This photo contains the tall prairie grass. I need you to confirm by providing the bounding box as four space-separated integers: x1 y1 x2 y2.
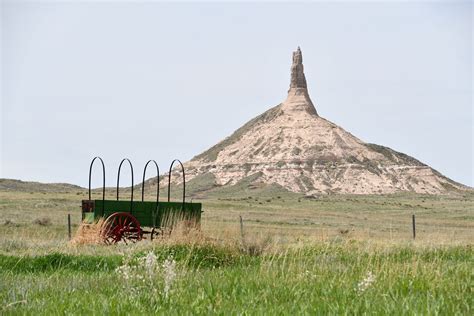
0 241 471 314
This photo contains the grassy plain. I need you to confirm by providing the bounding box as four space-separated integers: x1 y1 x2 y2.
0 188 473 314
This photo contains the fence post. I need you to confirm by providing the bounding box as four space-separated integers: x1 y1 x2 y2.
239 215 245 244
68 214 72 240
412 214 416 239
390 219 393 240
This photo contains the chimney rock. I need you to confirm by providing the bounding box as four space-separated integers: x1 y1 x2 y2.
290 47 308 89
285 47 318 116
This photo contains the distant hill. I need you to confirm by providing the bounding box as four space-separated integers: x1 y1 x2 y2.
154 47 470 196
0 178 83 193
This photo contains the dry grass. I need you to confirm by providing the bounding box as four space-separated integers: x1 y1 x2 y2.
70 214 218 249
153 215 217 246
69 218 106 245
153 215 277 257
0 190 472 257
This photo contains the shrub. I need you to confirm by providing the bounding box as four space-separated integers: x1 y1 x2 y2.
33 217 51 226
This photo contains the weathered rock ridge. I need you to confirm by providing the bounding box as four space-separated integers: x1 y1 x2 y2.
165 48 468 195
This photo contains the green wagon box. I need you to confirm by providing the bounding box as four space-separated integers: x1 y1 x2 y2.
82 157 202 244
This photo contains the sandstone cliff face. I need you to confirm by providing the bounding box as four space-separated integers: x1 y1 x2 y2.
172 48 467 195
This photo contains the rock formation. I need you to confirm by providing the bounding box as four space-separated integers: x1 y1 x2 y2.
165 48 468 195
290 47 308 90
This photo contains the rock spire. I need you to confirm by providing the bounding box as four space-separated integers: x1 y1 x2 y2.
290 47 307 89
285 47 318 116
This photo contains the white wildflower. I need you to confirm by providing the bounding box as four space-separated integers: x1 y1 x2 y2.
162 256 177 298
357 271 376 293
115 263 133 281
143 251 159 278
115 252 178 299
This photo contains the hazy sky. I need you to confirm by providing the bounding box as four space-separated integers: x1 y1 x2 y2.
1 1 472 188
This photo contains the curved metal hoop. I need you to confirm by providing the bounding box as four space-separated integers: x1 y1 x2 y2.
116 158 134 213
141 160 160 203
142 160 160 229
88 156 106 215
167 159 186 209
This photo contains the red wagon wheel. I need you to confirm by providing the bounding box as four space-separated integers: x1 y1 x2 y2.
101 212 142 244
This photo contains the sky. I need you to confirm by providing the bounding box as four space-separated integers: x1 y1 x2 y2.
1 1 472 188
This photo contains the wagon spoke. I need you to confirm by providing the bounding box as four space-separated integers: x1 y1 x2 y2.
122 217 129 227
101 212 142 245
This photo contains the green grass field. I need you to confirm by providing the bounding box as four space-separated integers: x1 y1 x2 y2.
0 189 473 314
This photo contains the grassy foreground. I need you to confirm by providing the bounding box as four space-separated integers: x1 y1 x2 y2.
0 189 473 314
1 242 472 315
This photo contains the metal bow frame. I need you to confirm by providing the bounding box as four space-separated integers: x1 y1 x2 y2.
88 156 106 216
116 158 134 214
167 159 186 211
142 160 160 228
